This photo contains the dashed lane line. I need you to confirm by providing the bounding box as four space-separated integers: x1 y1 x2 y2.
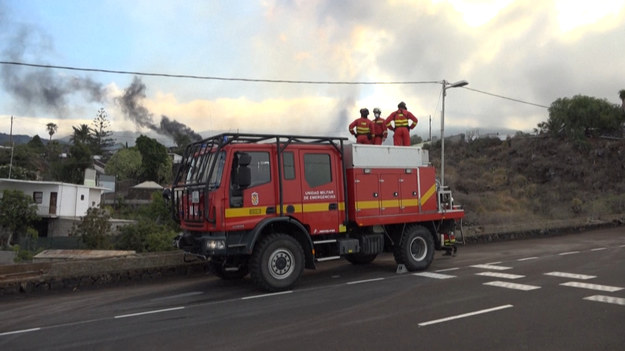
544 272 596 280
517 257 539 261
475 272 525 279
241 291 293 300
435 267 460 272
558 251 580 256
346 277 385 285
590 247 607 252
418 304 514 327
413 272 456 279
470 264 512 271
583 295 625 306
483 281 541 291
560 282 623 292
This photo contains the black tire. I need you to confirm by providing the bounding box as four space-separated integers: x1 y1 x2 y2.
250 233 304 292
209 259 249 280
345 253 378 265
393 225 434 271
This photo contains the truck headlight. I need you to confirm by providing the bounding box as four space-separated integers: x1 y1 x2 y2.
206 239 225 250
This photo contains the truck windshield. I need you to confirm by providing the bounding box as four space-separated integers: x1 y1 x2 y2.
185 150 225 188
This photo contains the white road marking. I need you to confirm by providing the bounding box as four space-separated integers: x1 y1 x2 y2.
413 272 456 279
590 247 607 252
583 295 625 306
242 291 293 300
517 257 539 261
544 272 596 280
418 304 513 327
619 244 625 248
483 281 541 291
346 277 385 285
560 282 623 292
559 251 580 256
485 261 502 265
470 264 512 271
115 306 185 319
475 272 525 279
436 267 460 272
0 328 41 336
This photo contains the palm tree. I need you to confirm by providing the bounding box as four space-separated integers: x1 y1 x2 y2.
619 89 625 112
71 124 92 145
46 122 58 141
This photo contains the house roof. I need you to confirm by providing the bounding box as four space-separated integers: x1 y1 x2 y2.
132 181 163 189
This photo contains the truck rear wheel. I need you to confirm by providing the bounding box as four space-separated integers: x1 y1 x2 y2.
250 233 304 292
394 225 434 271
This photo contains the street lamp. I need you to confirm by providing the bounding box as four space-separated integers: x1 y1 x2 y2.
440 79 468 189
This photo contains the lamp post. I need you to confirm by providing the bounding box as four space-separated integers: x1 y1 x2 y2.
440 79 468 188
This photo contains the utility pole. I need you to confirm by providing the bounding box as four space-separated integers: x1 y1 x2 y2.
9 115 14 179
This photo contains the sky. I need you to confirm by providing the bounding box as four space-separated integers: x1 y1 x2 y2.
1 0 624 144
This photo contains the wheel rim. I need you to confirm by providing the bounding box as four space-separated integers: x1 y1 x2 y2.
409 236 427 261
268 248 294 280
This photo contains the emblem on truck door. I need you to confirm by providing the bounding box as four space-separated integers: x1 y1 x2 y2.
251 192 259 206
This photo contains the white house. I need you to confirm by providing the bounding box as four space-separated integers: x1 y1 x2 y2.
0 178 108 237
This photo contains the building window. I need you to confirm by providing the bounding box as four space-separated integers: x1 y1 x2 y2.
33 192 43 204
81 194 85 200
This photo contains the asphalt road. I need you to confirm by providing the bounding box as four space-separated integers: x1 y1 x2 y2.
1 227 624 351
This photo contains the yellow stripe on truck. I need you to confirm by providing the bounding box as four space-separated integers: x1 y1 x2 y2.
225 202 345 218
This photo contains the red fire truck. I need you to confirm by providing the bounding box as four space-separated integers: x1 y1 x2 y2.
169 133 464 291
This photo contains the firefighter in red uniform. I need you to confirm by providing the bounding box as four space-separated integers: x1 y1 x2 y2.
371 107 387 145
385 101 418 146
349 108 374 144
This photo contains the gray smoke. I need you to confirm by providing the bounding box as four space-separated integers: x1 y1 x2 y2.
160 115 203 143
118 76 203 145
0 24 106 116
117 76 159 131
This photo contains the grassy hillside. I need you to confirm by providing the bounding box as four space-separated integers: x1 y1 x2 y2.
428 135 625 229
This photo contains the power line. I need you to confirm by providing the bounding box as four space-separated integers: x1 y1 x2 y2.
463 87 549 109
0 60 550 107
0 61 438 85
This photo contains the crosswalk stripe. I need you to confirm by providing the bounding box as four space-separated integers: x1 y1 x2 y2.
583 295 625 306
471 264 512 271
483 281 541 291
476 272 525 279
413 272 456 279
544 272 596 280
560 282 623 292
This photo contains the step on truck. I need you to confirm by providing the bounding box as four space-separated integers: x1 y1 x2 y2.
168 133 464 291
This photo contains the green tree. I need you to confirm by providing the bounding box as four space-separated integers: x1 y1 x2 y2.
0 190 39 247
69 207 112 249
46 122 58 141
540 95 624 140
619 89 625 112
71 124 93 145
105 148 142 180
55 143 93 184
135 135 171 183
91 108 115 158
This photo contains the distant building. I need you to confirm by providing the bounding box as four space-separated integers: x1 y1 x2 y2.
0 178 107 237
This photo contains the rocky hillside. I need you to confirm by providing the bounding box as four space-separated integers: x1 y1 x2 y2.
428 135 625 227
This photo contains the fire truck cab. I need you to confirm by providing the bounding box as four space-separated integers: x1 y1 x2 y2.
169 133 463 291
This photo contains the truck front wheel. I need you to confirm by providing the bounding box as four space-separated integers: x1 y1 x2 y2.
250 233 304 292
394 225 434 271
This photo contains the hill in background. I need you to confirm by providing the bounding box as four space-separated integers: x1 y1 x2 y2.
431 135 625 230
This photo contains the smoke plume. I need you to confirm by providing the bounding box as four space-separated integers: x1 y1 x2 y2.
118 76 203 146
0 24 106 116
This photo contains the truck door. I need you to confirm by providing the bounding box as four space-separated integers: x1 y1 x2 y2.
293 149 344 235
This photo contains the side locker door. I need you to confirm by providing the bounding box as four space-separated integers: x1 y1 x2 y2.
400 169 419 213
380 173 401 216
299 149 342 235
354 171 380 217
